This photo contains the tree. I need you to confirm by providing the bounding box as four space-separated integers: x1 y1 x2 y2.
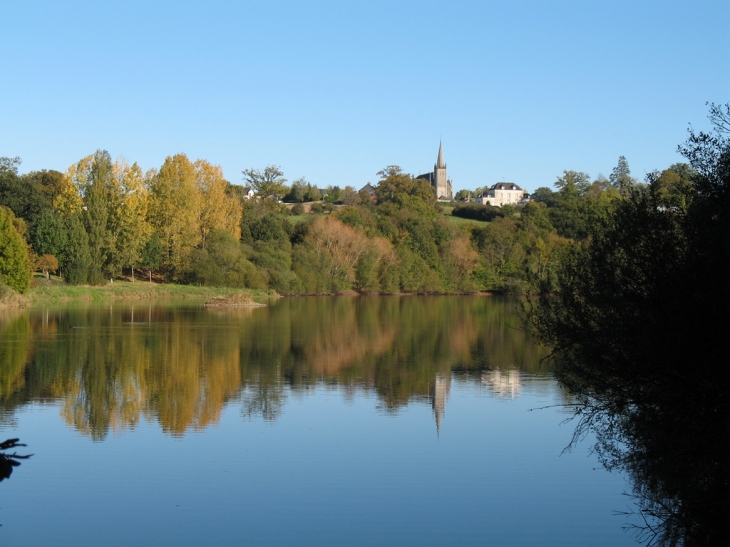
31 209 68 268
195 159 242 249
531 186 557 207
138 232 163 283
528 104 730 546
67 151 115 279
108 160 152 280
609 155 636 191
305 217 369 290
64 213 92 284
376 165 404 178
554 170 591 196
286 177 308 202
375 169 434 206
652 163 695 209
0 158 55 227
340 186 361 206
34 254 59 280
242 165 288 199
0 206 31 293
148 154 202 279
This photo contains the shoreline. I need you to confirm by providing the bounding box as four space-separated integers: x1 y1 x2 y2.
2 280 502 308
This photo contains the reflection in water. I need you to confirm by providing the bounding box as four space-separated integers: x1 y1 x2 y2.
482 369 521 399
432 372 450 433
0 438 31 481
0 297 548 439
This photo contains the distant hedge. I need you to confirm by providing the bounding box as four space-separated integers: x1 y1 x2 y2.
451 203 502 222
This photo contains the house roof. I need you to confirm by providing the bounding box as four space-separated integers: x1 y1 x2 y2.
488 182 523 191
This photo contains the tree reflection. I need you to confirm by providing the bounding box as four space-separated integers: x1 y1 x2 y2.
1 297 547 438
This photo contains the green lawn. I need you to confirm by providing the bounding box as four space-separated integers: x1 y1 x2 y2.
440 206 490 227
286 213 327 225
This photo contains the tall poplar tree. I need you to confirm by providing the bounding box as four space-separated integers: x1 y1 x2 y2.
107 160 151 280
194 159 242 248
148 154 201 279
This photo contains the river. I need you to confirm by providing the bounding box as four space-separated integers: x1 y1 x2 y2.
0 296 632 546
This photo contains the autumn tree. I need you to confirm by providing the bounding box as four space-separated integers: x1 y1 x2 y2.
195 159 242 248
108 160 151 280
305 217 369 290
35 254 59 280
148 154 202 280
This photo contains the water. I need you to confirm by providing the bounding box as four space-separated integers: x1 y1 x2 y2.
0 296 632 546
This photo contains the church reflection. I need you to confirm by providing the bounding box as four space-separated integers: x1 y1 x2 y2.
0 296 548 439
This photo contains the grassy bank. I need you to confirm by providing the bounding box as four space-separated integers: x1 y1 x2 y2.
2 277 277 307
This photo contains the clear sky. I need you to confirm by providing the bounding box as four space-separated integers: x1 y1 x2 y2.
2 0 728 193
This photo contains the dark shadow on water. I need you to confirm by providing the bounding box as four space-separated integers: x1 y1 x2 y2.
0 438 31 482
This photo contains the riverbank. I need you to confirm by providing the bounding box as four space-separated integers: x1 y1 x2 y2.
1 278 277 307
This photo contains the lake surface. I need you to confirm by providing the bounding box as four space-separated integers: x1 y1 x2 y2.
0 296 633 546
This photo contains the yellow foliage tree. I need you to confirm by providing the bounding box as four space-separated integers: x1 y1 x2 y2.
148 154 202 279
109 159 151 279
194 159 242 247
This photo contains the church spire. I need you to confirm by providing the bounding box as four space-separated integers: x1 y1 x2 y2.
436 141 445 168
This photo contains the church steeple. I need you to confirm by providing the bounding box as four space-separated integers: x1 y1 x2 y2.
436 141 446 169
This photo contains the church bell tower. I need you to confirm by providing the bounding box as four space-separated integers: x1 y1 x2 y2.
433 142 452 200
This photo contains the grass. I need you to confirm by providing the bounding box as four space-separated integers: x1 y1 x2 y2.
440 206 490 227
286 213 326 225
4 275 278 307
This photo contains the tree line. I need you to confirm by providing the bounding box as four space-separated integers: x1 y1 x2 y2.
0 149 692 295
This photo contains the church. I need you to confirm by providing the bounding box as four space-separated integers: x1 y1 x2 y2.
416 142 453 201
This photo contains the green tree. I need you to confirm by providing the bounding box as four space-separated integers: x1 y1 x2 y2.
286 177 308 202
64 213 92 284
0 206 31 293
137 232 163 283
0 157 54 228
375 168 434 206
554 170 591 196
242 165 288 199
68 151 115 279
531 186 557 207
31 209 68 267
609 155 636 191
528 104 730 546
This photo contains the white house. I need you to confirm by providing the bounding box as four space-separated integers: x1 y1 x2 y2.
478 183 525 207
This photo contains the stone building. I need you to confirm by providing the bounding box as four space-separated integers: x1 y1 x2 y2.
417 142 453 201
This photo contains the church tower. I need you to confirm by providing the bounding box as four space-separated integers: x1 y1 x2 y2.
433 141 452 200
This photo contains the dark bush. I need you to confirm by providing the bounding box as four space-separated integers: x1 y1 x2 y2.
451 203 502 222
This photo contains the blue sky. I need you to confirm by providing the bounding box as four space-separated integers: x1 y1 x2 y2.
2 0 728 193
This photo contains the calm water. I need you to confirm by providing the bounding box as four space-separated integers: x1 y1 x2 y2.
0 296 632 546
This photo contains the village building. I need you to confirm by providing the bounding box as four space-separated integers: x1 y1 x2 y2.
477 182 526 207
416 142 453 201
